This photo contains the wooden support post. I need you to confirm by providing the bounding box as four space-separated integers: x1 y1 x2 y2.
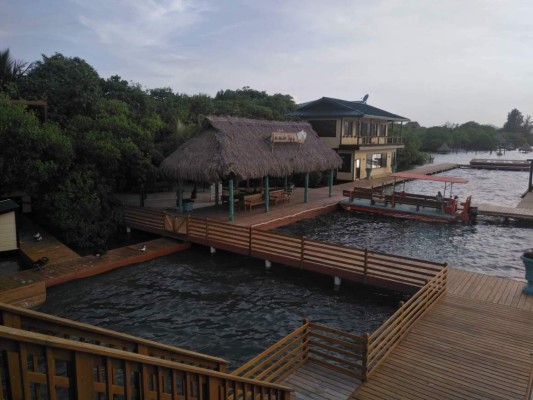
265 176 270 213
74 353 95 399
528 159 533 192
284 176 288 190
362 333 370 381
333 276 342 291
363 248 369 284
329 169 334 198
229 177 235 222
304 172 309 203
177 179 183 212
215 182 220 206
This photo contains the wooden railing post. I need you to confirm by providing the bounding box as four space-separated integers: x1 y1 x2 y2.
362 332 370 381
363 248 369 284
74 353 95 399
300 237 305 269
302 318 310 361
249 227 253 256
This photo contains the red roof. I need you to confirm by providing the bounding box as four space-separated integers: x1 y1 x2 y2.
389 172 468 184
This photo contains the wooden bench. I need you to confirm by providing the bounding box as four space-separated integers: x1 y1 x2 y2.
243 193 265 211
269 189 291 205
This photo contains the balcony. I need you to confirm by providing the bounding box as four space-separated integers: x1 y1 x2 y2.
341 135 403 146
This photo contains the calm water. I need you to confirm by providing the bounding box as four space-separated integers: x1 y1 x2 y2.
39 150 532 365
40 248 403 366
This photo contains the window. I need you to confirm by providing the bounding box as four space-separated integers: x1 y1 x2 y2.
366 153 387 169
343 120 353 136
309 120 336 137
338 153 352 173
359 122 369 136
380 123 388 136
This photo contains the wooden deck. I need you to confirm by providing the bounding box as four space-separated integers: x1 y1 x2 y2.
476 203 533 221
350 268 533 400
282 362 361 400
0 237 190 308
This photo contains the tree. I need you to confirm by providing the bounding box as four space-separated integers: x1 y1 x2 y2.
0 48 33 96
0 96 73 194
503 108 524 133
20 53 102 126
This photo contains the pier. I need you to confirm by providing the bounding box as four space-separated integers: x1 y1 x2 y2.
0 162 531 398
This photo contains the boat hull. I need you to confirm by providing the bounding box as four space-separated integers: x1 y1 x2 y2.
339 200 458 223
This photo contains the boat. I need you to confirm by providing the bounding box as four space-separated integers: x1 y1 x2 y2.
469 159 531 171
340 172 477 223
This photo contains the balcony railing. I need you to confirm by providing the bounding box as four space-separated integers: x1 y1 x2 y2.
341 135 403 146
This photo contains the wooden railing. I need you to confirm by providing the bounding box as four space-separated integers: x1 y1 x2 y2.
0 302 229 372
366 266 448 376
232 320 367 383
0 325 292 400
184 217 445 293
233 267 447 384
340 135 403 146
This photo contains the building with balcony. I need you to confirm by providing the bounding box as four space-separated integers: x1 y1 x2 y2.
288 97 409 181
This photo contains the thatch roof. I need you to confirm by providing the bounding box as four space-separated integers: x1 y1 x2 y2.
436 142 452 153
160 116 342 182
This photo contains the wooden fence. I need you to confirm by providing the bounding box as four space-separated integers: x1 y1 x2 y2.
0 325 292 400
366 266 448 376
0 302 228 372
232 320 367 383
181 216 445 293
232 267 448 383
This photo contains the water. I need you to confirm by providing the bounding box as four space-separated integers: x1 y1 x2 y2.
39 247 403 367
38 150 532 366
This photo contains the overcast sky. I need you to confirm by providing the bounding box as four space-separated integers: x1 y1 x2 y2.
2 0 533 126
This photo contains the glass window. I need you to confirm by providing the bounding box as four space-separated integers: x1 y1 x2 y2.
380 123 387 136
309 120 336 137
338 153 352 173
360 122 369 136
366 153 388 169
343 120 353 136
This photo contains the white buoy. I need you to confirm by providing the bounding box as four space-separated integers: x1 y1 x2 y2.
210 246 216 255
265 260 272 271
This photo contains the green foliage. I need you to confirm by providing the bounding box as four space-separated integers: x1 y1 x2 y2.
397 127 429 170
503 108 524 133
418 122 497 152
0 98 73 193
39 168 122 249
20 53 102 126
0 48 33 96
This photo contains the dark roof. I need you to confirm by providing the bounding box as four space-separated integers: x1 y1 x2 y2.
0 199 19 215
160 116 342 182
287 97 409 121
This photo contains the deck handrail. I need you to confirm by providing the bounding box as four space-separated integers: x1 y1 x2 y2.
0 302 229 372
0 325 292 400
183 216 446 293
232 320 369 383
366 266 448 376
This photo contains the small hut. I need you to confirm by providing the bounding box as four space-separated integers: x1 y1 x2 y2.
436 142 452 154
0 199 20 253
160 116 342 220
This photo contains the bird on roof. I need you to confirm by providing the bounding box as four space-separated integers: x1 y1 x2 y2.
139 245 147 253
33 233 43 242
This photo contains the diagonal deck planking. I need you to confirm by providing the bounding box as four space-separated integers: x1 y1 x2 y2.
351 268 533 400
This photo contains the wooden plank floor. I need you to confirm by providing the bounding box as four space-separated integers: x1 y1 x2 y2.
476 203 533 220
0 238 189 307
351 269 533 400
282 361 361 400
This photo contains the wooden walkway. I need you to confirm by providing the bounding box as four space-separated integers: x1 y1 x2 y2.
0 237 190 308
351 268 533 400
283 362 361 400
476 203 533 221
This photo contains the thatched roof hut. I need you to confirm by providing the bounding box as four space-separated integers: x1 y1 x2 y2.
436 142 452 154
160 116 342 183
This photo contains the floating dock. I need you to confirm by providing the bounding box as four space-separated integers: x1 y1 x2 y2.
467 158 532 171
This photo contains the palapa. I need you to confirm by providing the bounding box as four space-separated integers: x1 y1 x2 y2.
160 116 342 183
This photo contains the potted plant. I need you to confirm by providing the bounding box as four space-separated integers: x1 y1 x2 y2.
520 249 533 295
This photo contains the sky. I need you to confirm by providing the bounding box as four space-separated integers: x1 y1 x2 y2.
2 0 533 127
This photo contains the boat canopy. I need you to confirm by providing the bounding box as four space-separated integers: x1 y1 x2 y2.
389 172 468 184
